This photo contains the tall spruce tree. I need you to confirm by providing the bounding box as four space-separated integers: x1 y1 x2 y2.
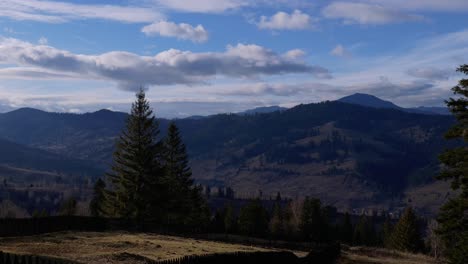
89 178 106 217
104 89 163 223
224 203 237 234
437 64 468 264
269 202 284 239
300 197 325 242
381 216 393 248
238 199 269 237
162 122 194 225
388 207 423 252
353 215 377 246
340 212 353 245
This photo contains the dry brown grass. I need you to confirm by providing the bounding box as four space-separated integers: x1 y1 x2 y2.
0 231 302 264
338 246 441 264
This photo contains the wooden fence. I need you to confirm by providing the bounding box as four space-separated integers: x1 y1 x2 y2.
0 251 79 264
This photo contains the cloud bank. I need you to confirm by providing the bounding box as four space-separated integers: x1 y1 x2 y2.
0 0 163 23
322 2 424 25
0 38 330 90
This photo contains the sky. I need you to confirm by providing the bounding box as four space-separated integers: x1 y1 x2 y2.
0 0 467 118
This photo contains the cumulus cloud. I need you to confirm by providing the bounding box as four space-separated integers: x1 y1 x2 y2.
322 2 424 25
283 49 306 60
330 44 351 57
142 21 209 43
38 37 48 45
0 0 163 23
257 10 311 30
0 38 330 90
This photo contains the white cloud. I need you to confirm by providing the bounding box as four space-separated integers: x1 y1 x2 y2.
0 38 330 90
142 21 209 43
0 0 163 23
322 2 424 25
367 0 468 12
407 67 453 80
38 37 48 45
330 44 351 57
154 0 247 13
283 49 306 60
257 10 311 30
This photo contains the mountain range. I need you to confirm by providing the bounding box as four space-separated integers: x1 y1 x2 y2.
0 94 456 215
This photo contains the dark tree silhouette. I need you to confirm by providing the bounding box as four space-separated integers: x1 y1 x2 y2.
437 64 468 264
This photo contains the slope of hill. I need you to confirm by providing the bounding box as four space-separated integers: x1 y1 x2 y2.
0 138 102 185
0 97 456 213
0 108 130 165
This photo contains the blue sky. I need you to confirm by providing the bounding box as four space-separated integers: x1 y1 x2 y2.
0 0 467 117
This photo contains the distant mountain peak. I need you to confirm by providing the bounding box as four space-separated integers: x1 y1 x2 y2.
337 93 401 110
8 107 47 114
337 93 450 115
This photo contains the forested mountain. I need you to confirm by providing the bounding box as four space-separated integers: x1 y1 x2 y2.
338 93 450 115
0 137 102 185
0 96 456 213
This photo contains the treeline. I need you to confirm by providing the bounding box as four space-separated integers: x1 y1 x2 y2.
209 197 426 253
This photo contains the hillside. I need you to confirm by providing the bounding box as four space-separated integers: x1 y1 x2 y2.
0 97 456 214
0 138 102 185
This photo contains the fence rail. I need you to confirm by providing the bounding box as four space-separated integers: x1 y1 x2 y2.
0 251 80 264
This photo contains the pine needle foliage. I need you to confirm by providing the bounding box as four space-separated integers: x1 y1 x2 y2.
437 65 468 264
104 89 164 223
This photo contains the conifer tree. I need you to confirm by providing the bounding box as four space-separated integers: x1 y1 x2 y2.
353 215 376 246
89 178 106 217
269 202 284 239
184 185 210 231
340 212 353 245
300 197 325 242
224 203 236 234
238 199 269 237
104 89 163 223
437 64 468 264
381 216 393 248
162 122 195 225
59 197 77 216
388 207 423 252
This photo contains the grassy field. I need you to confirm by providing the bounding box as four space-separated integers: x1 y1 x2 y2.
0 232 439 264
339 246 439 264
0 231 300 264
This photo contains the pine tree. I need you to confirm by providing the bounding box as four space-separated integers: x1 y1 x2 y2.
437 64 468 264
353 215 376 246
238 199 269 237
340 212 353 245
89 178 106 217
224 203 236 234
162 122 195 225
184 185 210 231
59 197 77 216
104 89 163 223
300 197 325 242
388 207 423 252
269 202 284 239
381 216 393 248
